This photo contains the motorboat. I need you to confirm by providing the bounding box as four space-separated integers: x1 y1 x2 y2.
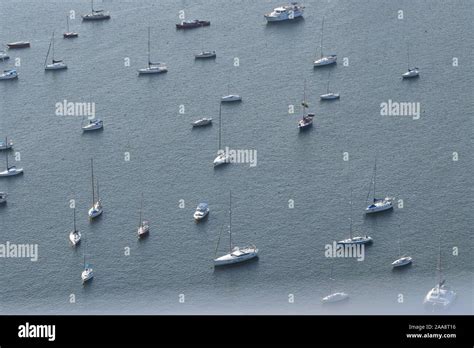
0 69 18 80
0 192 7 204
402 68 419 78
82 119 103 131
264 3 304 22
322 292 349 304
195 51 216 59
7 41 30 49
221 94 242 103
193 203 209 222
176 20 210 29
337 235 373 245
192 118 212 127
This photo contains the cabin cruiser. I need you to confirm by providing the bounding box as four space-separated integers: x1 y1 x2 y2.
82 119 103 131
298 113 314 130
192 118 212 127
45 60 67 70
392 255 412 268
138 63 168 75
81 266 94 283
402 67 419 78
7 41 30 49
214 245 258 266
193 203 209 221
314 54 337 67
82 10 110 21
176 20 210 29
0 138 13 150
264 3 304 22
0 51 9 61
69 230 81 246
195 51 216 59
337 235 373 245
321 292 349 303
0 69 18 80
365 197 393 214
0 192 7 204
320 92 339 100
88 200 103 219
423 280 456 308
221 94 242 103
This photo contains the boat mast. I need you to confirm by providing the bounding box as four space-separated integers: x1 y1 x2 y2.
437 233 442 286
91 0 94 13
5 139 9 169
51 32 55 62
229 191 232 252
147 27 151 67
90 158 95 205
406 43 410 70
139 193 143 228
66 15 70 32
320 16 325 58
44 36 52 67
349 188 353 239
373 157 377 202
397 223 402 257
327 71 331 93
218 104 222 151
73 207 77 232
301 79 307 120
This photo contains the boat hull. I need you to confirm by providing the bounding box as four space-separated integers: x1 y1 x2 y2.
45 63 68 70
138 67 168 74
322 292 349 303
7 42 30 49
63 32 79 38
320 93 340 100
0 168 24 177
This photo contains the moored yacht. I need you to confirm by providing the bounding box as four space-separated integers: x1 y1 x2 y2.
0 149 23 177
7 41 30 49
82 0 110 21
88 159 103 219
264 3 304 22
69 207 81 246
193 203 209 222
195 50 216 59
402 43 419 78
321 263 349 304
365 158 393 214
0 69 18 80
213 104 230 167
313 17 337 67
44 32 67 71
137 193 150 238
192 118 212 127
221 94 242 103
337 189 373 245
63 15 79 38
138 27 168 75
298 82 314 131
82 119 103 131
176 20 210 29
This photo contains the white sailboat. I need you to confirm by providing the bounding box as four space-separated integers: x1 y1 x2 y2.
365 158 393 214
402 43 419 78
0 69 18 80
313 17 337 67
298 80 314 130
221 84 242 103
81 237 94 284
138 27 168 75
63 15 79 38
214 191 258 266
88 158 103 219
213 104 230 167
82 118 103 131
423 236 456 308
320 72 340 100
337 189 372 245
0 144 23 177
69 207 82 246
322 263 349 303
137 193 150 238
391 223 412 268
44 32 67 70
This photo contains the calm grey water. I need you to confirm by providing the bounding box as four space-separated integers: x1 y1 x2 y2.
0 0 472 314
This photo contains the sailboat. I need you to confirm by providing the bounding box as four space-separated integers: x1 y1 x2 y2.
138 27 168 75
337 189 372 245
221 84 242 102
214 191 258 266
81 237 94 284
82 0 111 21
213 104 230 167
69 207 81 246
137 193 150 238
313 17 337 67
44 32 67 70
402 43 419 78
63 15 79 38
423 235 456 308
298 81 314 130
0 137 13 150
365 158 393 214
321 263 349 303
391 223 412 268
0 142 23 177
320 71 340 100
88 158 103 219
